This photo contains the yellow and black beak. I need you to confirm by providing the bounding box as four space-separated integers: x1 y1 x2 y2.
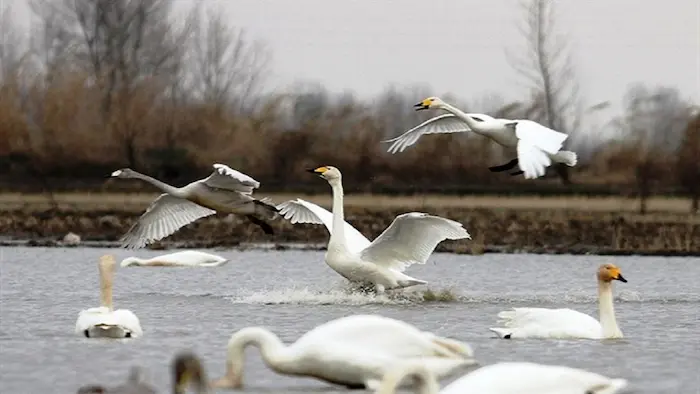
306 166 329 175
614 273 627 283
414 100 430 111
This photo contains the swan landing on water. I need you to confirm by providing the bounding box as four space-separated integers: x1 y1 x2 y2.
277 166 471 294
211 314 476 391
120 250 229 268
383 96 578 180
111 164 279 249
375 361 629 394
489 263 628 339
75 255 142 339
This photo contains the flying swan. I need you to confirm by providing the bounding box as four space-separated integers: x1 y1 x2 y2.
77 351 210 394
489 263 628 339
120 250 229 268
75 255 143 338
383 96 578 179
277 166 471 294
375 361 629 394
111 164 279 249
210 314 476 391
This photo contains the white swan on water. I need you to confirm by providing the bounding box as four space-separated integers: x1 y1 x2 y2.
383 96 578 179
75 255 143 338
210 314 476 391
375 361 629 394
120 250 229 268
489 263 628 339
277 166 471 294
111 164 278 249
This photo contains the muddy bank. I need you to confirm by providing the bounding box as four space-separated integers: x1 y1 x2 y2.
2 207 700 256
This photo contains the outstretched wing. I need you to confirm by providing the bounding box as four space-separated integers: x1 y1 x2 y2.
383 114 471 154
276 198 371 254
201 164 260 194
359 213 470 272
120 194 216 249
513 120 568 155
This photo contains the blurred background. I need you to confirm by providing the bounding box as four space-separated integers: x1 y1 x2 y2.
0 0 698 227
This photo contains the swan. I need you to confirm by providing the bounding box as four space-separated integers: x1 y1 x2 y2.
120 250 229 268
383 96 578 179
490 263 628 339
277 166 471 294
75 255 143 338
77 351 210 393
211 314 476 391
110 164 279 249
375 361 629 394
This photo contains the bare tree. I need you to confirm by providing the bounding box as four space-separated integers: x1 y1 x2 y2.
0 3 29 84
677 114 700 213
507 0 582 184
186 4 270 114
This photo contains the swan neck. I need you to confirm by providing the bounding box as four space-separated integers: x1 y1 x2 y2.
132 171 184 198
598 280 621 338
222 328 294 385
376 363 439 394
440 102 481 129
98 259 114 311
329 179 346 244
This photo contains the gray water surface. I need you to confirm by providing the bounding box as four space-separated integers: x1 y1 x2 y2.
1 247 699 393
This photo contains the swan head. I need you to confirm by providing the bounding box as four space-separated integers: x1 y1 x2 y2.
414 96 445 111
172 352 209 394
120 257 141 267
306 166 342 181
597 263 627 283
111 168 138 178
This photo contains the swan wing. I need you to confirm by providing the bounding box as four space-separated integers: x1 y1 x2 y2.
358 213 470 272
201 164 260 194
75 308 143 337
383 114 471 154
513 120 568 155
489 307 603 339
119 194 216 249
516 139 552 179
277 198 371 253
441 362 628 394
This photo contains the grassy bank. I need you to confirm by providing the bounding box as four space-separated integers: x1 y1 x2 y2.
2 193 700 255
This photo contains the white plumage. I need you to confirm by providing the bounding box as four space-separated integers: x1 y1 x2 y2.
120 250 229 268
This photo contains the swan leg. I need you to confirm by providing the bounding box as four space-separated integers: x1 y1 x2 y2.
488 158 519 172
245 214 274 235
509 170 524 176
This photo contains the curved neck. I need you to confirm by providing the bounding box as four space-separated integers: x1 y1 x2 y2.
131 171 184 197
220 327 295 387
98 259 114 311
438 102 483 130
376 363 439 394
598 280 622 338
328 178 347 245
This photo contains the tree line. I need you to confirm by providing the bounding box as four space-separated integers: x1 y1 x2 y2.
0 0 698 212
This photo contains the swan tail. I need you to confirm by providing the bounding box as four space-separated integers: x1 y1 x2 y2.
488 327 512 339
550 150 578 166
431 336 475 358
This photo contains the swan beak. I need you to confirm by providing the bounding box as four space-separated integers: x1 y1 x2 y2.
306 167 328 175
615 273 627 283
414 102 429 111
111 170 122 177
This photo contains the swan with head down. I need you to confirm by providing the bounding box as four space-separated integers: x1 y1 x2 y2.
211 314 476 391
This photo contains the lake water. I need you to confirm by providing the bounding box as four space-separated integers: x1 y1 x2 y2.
0 247 699 393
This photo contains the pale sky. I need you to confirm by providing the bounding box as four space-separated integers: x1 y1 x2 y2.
6 0 700 113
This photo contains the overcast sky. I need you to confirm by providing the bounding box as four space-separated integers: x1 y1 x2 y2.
7 0 700 112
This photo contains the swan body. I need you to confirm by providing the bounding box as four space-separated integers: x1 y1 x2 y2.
120 251 229 268
75 255 143 338
376 361 629 394
383 97 578 179
277 166 471 294
490 264 627 339
211 314 476 390
77 351 210 394
111 164 278 249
